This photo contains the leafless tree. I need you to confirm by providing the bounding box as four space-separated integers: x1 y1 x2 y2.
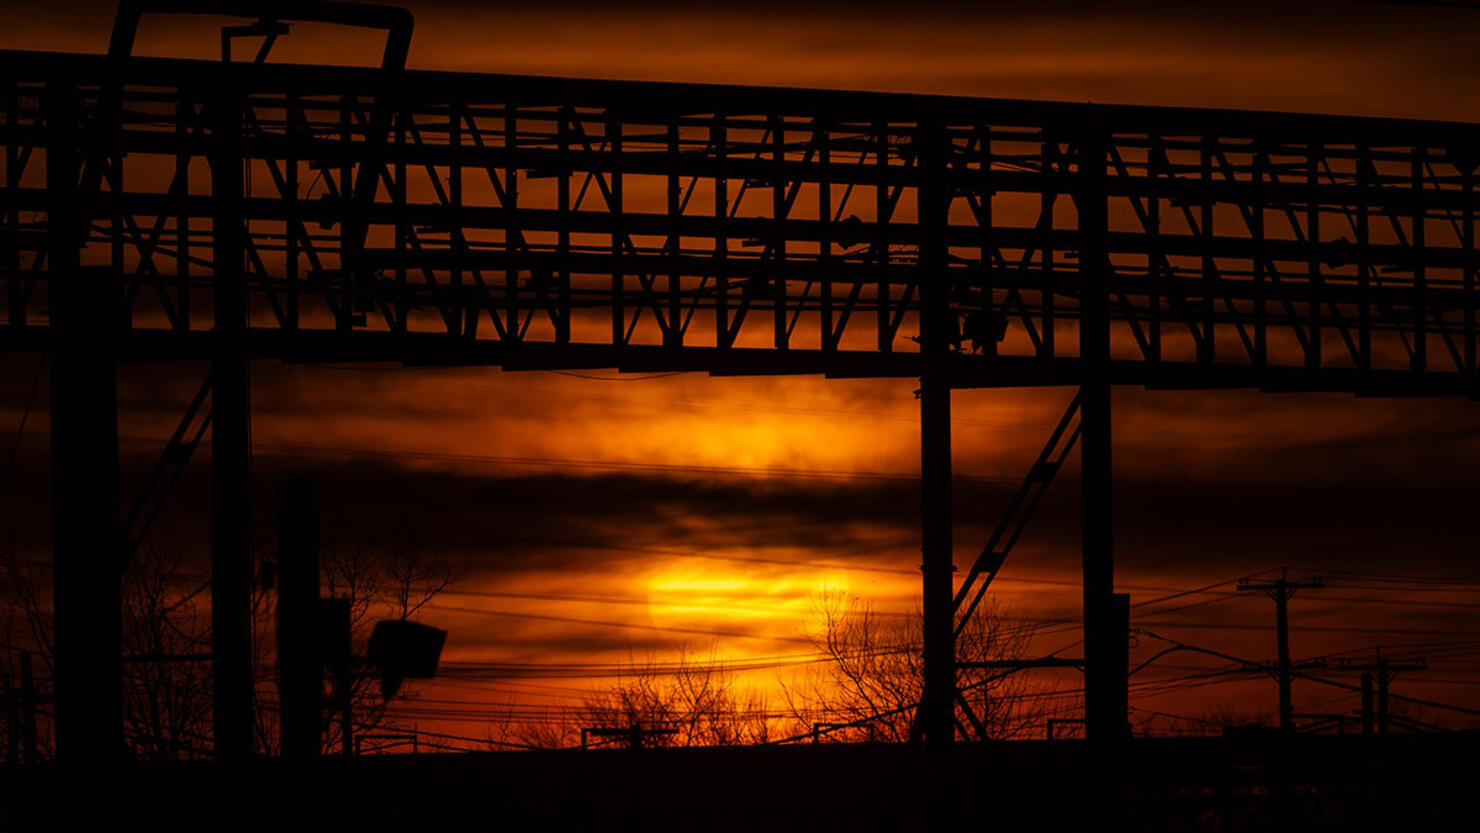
0 543 55 759
779 589 1060 742
508 648 771 750
2 519 454 760
311 526 454 755
1 540 215 759
119 545 213 758
0 545 53 680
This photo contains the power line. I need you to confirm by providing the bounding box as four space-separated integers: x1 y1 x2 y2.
1295 567 1480 585
1140 620 1480 638
1296 594 1480 611
427 602 816 644
1135 628 1480 720
1309 582 1480 594
1130 573 1274 609
543 370 689 382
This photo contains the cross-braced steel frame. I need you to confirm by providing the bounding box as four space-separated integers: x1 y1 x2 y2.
8 50 1480 386
5 17 1480 761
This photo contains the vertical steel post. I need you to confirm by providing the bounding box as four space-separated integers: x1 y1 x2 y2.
47 79 125 763
875 121 891 353
1360 672 1374 736
1412 149 1426 374
5 85 22 327
819 125 834 351
1463 163 1474 380
19 652 36 764
1077 124 1125 744
917 119 955 747
712 117 729 348
610 115 625 346
1199 136 1215 366
327 599 354 758
556 107 571 344
1357 145 1371 374
1274 578 1294 732
504 107 520 340
772 116 788 350
1253 147 1267 370
1376 655 1390 735
667 120 682 349
276 479 320 760
919 371 953 747
1148 135 1162 367
1040 141 1056 359
1111 593 1129 734
3 669 16 764
209 82 255 761
1307 145 1322 371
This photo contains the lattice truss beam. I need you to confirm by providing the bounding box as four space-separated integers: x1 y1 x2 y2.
3 50 1480 391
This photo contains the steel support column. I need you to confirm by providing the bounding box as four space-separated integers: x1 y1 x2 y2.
210 85 255 761
1274 580 1295 732
919 373 954 746
276 478 320 760
1078 127 1128 744
46 79 125 763
917 120 955 747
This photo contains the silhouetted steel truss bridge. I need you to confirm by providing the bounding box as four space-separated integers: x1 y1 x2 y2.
3 1 1478 765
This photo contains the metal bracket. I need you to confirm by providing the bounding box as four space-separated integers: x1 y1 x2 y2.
121 374 212 563
953 391 1082 637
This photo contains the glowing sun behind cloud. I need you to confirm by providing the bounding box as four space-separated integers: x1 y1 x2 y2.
644 560 854 659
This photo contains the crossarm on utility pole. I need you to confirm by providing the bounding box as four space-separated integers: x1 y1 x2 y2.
1237 569 1324 732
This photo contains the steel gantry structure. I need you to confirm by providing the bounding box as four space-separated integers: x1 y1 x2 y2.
4 0 1480 763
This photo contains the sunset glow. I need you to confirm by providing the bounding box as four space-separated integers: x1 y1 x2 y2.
2 1 1479 801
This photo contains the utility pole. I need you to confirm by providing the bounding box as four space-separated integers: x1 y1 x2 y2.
1379 660 1389 734
1360 673 1374 735
1338 649 1427 735
1238 569 1324 732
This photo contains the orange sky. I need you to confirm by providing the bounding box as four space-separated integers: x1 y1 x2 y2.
3 0 1480 744
10 1 1480 121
